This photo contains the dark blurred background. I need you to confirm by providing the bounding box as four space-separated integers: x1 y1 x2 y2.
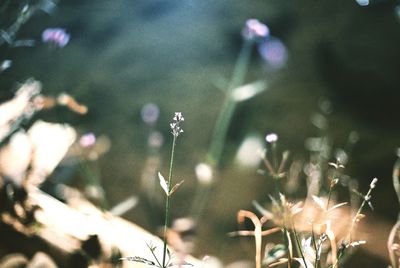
1 0 400 267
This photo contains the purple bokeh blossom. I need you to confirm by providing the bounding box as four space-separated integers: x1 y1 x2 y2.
241 19 288 69
141 103 160 125
258 37 288 69
79 133 96 148
42 28 70 47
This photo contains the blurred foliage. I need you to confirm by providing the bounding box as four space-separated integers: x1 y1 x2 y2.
1 0 400 266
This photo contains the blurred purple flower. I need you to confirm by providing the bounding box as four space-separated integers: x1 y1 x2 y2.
141 103 160 125
242 19 269 41
258 37 288 69
42 28 70 47
79 133 96 148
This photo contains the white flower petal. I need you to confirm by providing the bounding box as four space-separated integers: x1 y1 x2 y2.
158 172 169 195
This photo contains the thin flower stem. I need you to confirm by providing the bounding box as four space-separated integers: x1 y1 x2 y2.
190 183 211 221
348 187 372 242
283 227 292 268
335 179 377 266
273 178 281 199
207 39 253 166
271 142 278 171
162 135 177 268
150 247 163 268
78 160 108 209
291 220 308 268
311 225 319 268
229 39 253 90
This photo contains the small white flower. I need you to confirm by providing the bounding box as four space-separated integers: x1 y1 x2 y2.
173 112 184 122
170 112 184 137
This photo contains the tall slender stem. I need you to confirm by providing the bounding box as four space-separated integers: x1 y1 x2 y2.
348 187 372 242
311 225 319 268
283 227 292 268
291 219 308 268
162 135 177 268
207 39 253 166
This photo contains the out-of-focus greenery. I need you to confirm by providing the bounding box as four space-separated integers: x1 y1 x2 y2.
1 0 400 266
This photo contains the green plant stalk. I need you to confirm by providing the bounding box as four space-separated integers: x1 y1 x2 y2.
348 186 373 242
273 175 281 200
291 220 308 268
0 3 39 47
311 225 319 268
207 39 253 166
149 246 163 268
162 135 177 268
313 183 334 268
333 183 376 267
190 183 212 221
191 39 253 220
271 142 279 171
79 160 109 209
271 143 281 199
283 227 292 268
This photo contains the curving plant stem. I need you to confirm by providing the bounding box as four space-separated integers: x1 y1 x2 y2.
237 210 263 268
162 134 177 268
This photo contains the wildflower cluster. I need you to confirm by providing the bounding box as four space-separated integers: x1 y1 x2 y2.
230 129 379 268
42 28 70 48
170 112 184 137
